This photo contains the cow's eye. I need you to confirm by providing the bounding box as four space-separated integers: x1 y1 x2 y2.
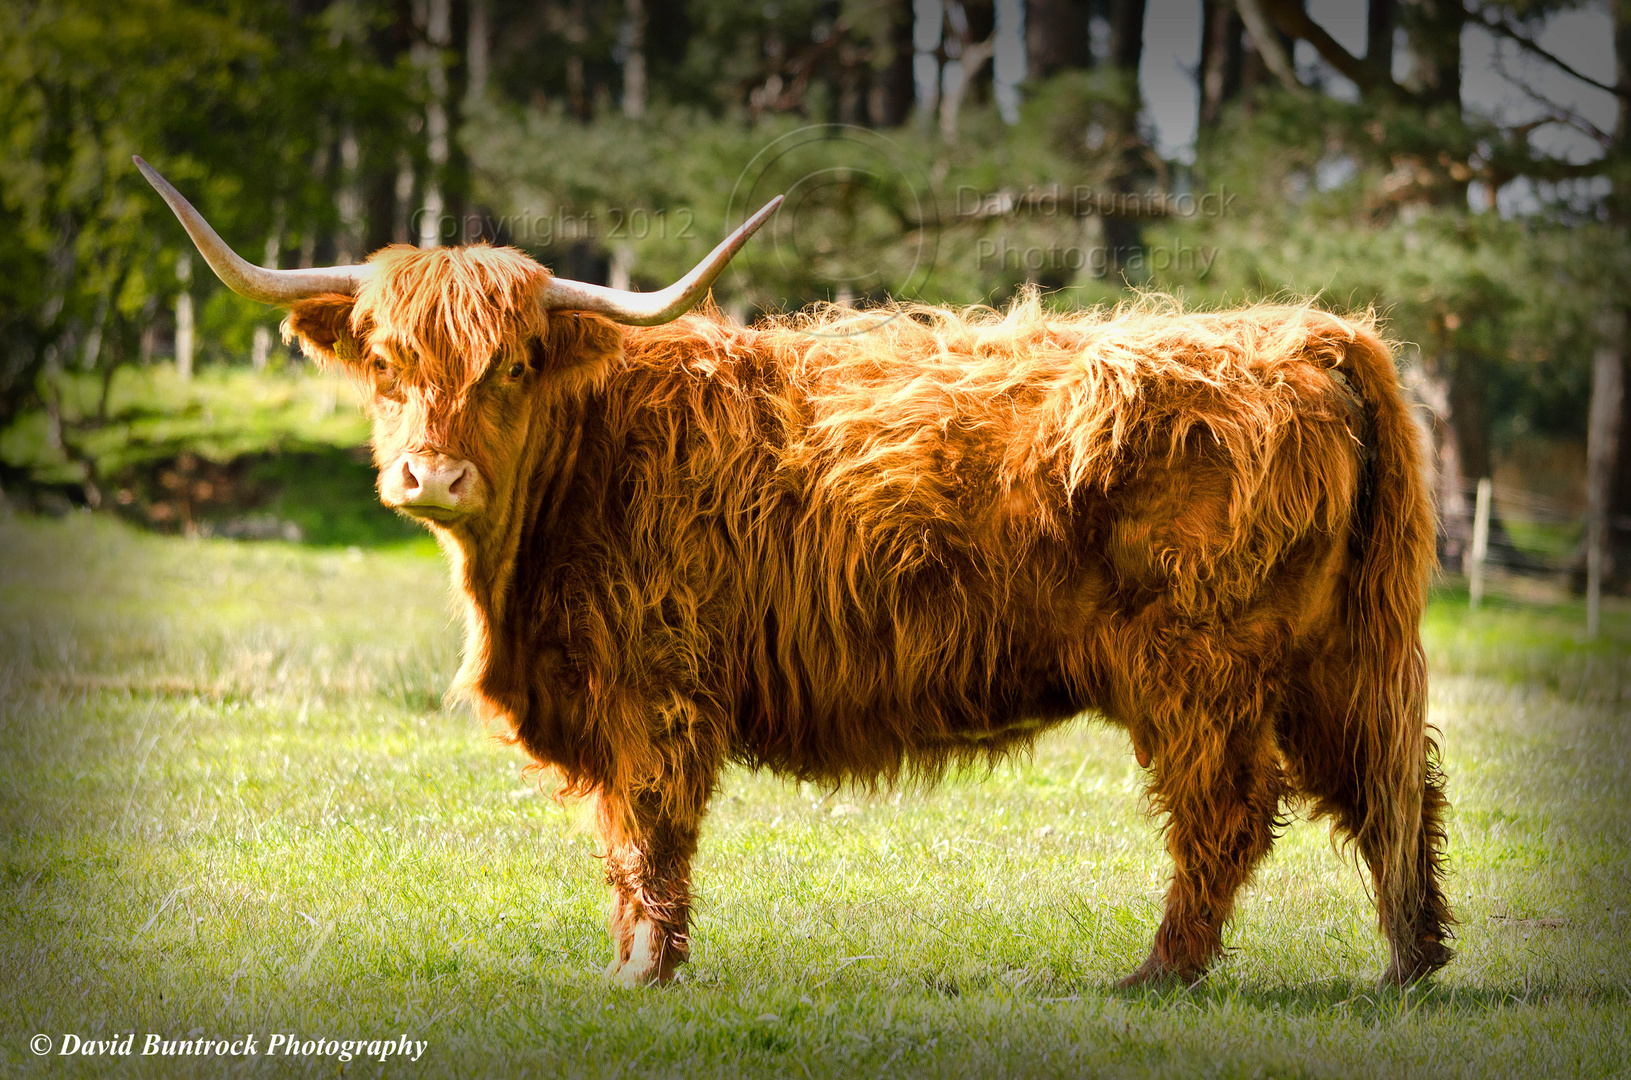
369 356 401 397
507 362 525 380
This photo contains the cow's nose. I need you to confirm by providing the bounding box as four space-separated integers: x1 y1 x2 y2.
388 453 482 520
401 456 467 501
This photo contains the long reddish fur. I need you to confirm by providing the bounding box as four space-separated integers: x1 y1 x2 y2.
286 243 1453 987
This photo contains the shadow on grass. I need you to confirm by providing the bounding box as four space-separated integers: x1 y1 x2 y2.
1102 973 1631 1017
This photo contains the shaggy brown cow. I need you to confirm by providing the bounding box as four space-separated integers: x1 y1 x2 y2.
140 157 1453 990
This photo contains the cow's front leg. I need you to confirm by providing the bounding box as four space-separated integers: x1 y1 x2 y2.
595 782 709 986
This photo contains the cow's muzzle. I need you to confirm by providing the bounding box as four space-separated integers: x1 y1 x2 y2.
381 453 485 523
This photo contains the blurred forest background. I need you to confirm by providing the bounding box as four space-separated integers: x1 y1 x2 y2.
1 0 1627 593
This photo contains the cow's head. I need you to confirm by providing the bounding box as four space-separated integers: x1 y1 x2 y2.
280 245 615 543
134 157 777 548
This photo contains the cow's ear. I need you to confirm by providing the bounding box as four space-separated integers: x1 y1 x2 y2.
537 311 624 387
282 295 360 365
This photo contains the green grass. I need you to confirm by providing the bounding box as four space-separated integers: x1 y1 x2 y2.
3 363 427 548
1 364 371 485
1 513 1627 1078
236 450 428 548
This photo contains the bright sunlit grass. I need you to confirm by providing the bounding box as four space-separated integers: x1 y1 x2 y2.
1 513 1627 1077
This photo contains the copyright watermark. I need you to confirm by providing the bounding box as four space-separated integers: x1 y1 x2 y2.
412 205 697 247
955 183 1239 220
27 1030 427 1063
728 123 940 333
975 237 1220 277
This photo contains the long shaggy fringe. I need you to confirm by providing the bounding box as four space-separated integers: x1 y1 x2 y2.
527 292 1422 786
289 262 1452 982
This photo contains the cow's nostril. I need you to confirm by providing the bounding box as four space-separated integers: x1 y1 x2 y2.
394 454 479 516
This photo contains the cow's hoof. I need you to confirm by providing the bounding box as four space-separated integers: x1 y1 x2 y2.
1114 953 1203 990
605 953 674 987
605 921 683 987
610 962 666 988
1377 940 1454 989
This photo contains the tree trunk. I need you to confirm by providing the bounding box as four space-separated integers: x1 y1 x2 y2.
1199 0 1244 130
466 0 490 109
837 36 866 124
1608 342 1631 587
80 288 109 372
1401 1 1481 563
298 136 331 268
1399 0 1461 108
1412 354 1469 564
335 122 363 263
620 0 647 120
1107 0 1148 74
1587 310 1627 609
417 0 452 248
992 0 1025 124
253 202 283 372
1026 0 1090 80
936 0 997 141
1102 0 1148 267
564 0 591 122
1443 348 1525 567
1365 0 1395 87
1445 351 1490 484
868 0 916 126
174 252 193 381
393 148 415 245
1236 0 1300 92
609 244 634 291
1596 0 1631 588
938 31 996 142
913 0 943 117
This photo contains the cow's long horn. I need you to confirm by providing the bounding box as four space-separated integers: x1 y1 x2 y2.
537 196 782 325
134 156 370 304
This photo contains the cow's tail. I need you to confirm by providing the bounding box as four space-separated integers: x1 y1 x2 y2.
1333 315 1454 983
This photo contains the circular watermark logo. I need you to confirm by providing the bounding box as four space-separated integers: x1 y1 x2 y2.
727 124 939 336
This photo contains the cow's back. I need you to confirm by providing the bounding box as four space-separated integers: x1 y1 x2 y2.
613 300 1380 783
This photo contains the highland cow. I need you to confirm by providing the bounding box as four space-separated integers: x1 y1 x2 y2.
139 156 1453 989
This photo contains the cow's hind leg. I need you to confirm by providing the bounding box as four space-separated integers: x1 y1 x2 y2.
1120 707 1288 988
1377 759 1454 986
1282 659 1454 986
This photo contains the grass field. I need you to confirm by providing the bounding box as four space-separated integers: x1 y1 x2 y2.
1 512 1627 1078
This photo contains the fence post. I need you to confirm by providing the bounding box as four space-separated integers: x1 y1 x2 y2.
1467 477 1492 609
